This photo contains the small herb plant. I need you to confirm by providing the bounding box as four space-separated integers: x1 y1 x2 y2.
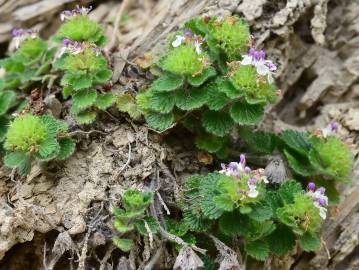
179 155 329 261
0 29 57 147
3 113 75 175
113 189 159 252
117 15 278 156
53 6 115 124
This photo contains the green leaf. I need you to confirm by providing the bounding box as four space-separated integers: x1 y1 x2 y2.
75 111 97 124
216 77 241 98
63 86 73 99
0 91 16 115
219 211 244 237
284 149 316 176
202 111 234 137
114 220 134 233
117 93 142 120
147 91 176 113
239 128 278 154
95 92 116 110
57 138 76 160
245 240 270 261
195 134 225 153
134 216 160 236
36 138 60 161
71 75 93 90
187 66 216 86
152 74 184 92
18 155 31 176
146 111 174 131
113 237 134 252
213 195 234 212
205 83 229 111
278 180 304 204
299 233 321 252
175 88 207 110
247 203 273 222
4 151 27 167
229 101 264 125
72 89 98 111
94 68 112 83
268 226 296 256
240 206 252 214
281 130 311 155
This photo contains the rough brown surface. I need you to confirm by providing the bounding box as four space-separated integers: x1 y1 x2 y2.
0 0 358 269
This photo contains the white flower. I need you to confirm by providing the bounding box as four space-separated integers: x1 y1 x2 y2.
172 35 185 47
194 40 202 54
247 184 259 198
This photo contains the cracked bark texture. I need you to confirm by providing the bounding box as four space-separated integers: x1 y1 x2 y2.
0 0 358 269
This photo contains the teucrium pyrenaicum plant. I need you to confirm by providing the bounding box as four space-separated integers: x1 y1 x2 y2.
3 113 75 176
53 8 115 124
117 15 278 157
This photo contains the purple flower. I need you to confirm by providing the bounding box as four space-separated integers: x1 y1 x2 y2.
318 197 327 206
12 28 23 37
244 166 251 174
63 38 72 46
330 121 338 132
308 182 316 191
318 187 326 195
240 154 246 166
184 28 193 38
228 162 238 170
248 178 257 185
220 163 226 170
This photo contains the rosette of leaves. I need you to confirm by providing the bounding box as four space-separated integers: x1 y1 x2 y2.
118 15 277 157
0 37 56 91
3 113 75 175
55 48 114 124
281 130 353 182
53 15 106 46
113 189 159 252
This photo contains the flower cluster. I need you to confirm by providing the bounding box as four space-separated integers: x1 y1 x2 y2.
241 48 277 83
306 182 328 219
172 28 205 55
219 154 268 198
60 5 92 21
12 28 38 49
59 38 102 57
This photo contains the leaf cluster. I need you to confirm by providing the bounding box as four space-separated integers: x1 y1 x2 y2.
113 189 159 252
53 16 114 124
180 173 324 261
3 113 75 175
117 15 277 156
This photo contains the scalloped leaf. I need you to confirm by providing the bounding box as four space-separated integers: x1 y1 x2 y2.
229 101 264 125
112 237 134 252
94 68 112 84
299 233 321 252
4 151 27 167
245 240 270 261
75 111 97 124
268 226 296 256
57 138 76 160
187 66 216 86
95 92 116 110
0 91 16 115
72 89 98 111
146 111 174 131
152 74 184 92
202 111 234 137
284 149 316 177
175 88 207 110
195 134 225 153
205 83 229 111
147 91 176 113
281 130 311 155
36 138 60 161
